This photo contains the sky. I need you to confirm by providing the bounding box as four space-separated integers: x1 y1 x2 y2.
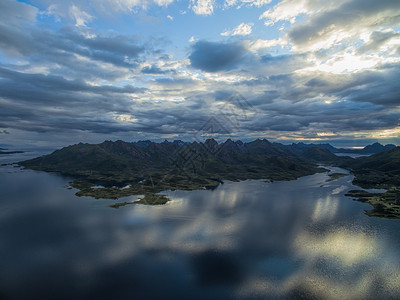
0 0 400 149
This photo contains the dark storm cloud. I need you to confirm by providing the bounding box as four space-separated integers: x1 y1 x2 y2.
189 41 247 72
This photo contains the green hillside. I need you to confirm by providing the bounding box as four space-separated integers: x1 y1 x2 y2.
345 147 400 188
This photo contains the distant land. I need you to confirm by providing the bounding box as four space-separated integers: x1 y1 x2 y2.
0 147 24 155
273 141 396 155
18 139 400 218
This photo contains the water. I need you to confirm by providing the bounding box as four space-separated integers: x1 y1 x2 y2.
1 153 399 299
335 152 370 158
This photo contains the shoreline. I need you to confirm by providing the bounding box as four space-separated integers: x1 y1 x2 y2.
18 160 400 219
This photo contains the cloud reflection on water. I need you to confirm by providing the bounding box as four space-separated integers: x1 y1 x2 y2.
0 165 400 299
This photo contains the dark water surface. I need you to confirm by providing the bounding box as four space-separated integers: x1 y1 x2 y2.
1 153 399 299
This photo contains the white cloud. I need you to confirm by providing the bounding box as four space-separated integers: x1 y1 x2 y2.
115 114 138 123
259 0 345 26
247 38 285 51
224 0 237 7
69 5 93 27
43 4 62 22
311 53 381 74
167 15 174 21
190 0 214 15
224 0 272 9
154 0 175 6
286 0 400 52
44 0 175 17
108 0 175 11
189 36 197 43
221 22 253 36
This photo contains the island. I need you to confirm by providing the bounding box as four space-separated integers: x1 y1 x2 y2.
327 173 348 182
19 139 326 205
109 193 170 208
18 139 400 218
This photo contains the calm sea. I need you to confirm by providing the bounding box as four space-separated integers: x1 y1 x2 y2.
0 152 399 299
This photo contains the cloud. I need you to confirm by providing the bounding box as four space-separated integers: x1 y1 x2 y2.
224 0 272 9
247 38 285 51
0 10 155 82
1 0 399 146
221 23 253 36
0 0 38 25
141 65 167 74
2 27 144 63
0 65 148 134
189 41 247 72
259 0 344 26
42 0 175 19
285 0 400 51
334 66 400 106
167 15 174 21
190 0 214 15
69 4 93 27
358 30 400 54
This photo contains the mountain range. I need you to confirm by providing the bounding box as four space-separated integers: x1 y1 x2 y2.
20 138 322 182
273 141 396 155
18 139 400 199
19 138 326 198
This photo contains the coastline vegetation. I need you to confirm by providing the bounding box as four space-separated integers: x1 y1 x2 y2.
327 173 348 181
108 193 170 208
345 189 400 219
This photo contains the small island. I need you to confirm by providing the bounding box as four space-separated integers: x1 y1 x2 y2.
327 173 348 182
109 193 170 208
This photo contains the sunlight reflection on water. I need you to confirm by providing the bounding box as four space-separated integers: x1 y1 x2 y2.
0 160 399 299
